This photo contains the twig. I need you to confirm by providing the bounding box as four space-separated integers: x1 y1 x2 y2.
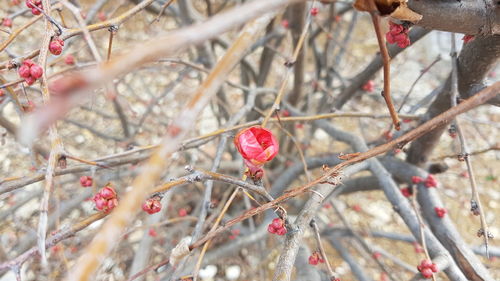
310 219 337 280
398 55 442 113
64 12 277 280
261 0 314 127
449 33 490 258
369 10 400 130
153 0 176 22
410 184 437 281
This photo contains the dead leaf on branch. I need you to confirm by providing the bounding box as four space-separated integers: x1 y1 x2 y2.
353 0 422 23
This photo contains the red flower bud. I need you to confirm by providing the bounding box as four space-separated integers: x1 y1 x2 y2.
178 208 188 217
308 254 319 265
310 7 319 16
100 186 116 199
434 207 447 218
148 228 157 237
362 80 375 92
142 198 162 214
24 76 36 85
93 194 107 210
107 198 118 210
25 0 35 8
462 35 474 44
421 268 433 279
411 176 423 184
29 64 43 79
420 259 432 268
79 175 93 187
234 126 279 169
267 224 277 234
64 54 75 65
281 19 289 29
2 18 12 27
49 39 64 55
400 187 412 197
18 65 31 78
271 218 283 229
97 11 107 21
430 263 438 273
276 227 287 235
425 174 438 188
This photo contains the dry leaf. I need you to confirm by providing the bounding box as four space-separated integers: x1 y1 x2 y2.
390 3 423 22
353 0 422 22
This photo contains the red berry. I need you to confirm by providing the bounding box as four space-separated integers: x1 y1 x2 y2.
421 268 433 279
308 254 319 265
148 228 157 237
2 18 12 27
281 19 289 29
276 227 287 236
97 12 107 21
362 80 375 92
411 176 423 184
26 0 35 8
352 204 362 212
106 198 118 210
401 187 412 197
420 259 433 268
267 224 277 234
373 252 382 259
142 198 162 214
79 175 93 187
18 65 31 78
100 186 116 199
397 38 411 48
462 35 474 44
93 194 107 210
271 218 283 229
430 263 438 273
178 208 187 217
64 54 75 65
23 59 34 66
386 22 410 48
29 64 43 79
434 207 447 218
310 7 319 16
49 39 63 55
24 76 36 85
425 174 438 188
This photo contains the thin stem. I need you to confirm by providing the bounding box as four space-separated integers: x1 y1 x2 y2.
310 220 336 280
449 33 490 258
369 11 400 130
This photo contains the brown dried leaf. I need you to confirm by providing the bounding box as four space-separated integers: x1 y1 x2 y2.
390 3 423 22
353 0 422 22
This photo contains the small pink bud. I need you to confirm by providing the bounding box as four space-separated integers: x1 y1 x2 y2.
2 18 12 27
29 64 43 79
49 40 63 55
142 198 162 214
100 186 116 199
64 54 75 65
18 65 31 78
